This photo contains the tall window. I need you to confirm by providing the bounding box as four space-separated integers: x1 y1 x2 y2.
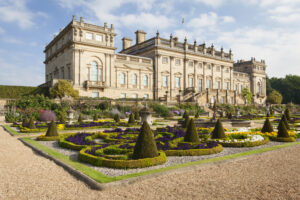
175 77 180 88
143 75 148 86
132 74 137 85
120 73 125 85
163 76 168 87
235 84 238 91
189 62 193 67
67 67 71 79
225 82 229 90
120 93 126 98
216 81 221 89
162 57 168 64
220 96 225 104
199 79 203 91
240 85 243 92
257 82 261 94
216 66 221 72
189 77 193 87
132 94 138 99
207 79 211 89
144 94 149 99
198 63 203 69
175 59 180 65
210 96 215 103
90 61 98 81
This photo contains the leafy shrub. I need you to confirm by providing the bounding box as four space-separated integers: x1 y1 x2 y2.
150 103 170 118
284 108 291 121
184 119 200 143
134 111 140 120
132 121 158 159
93 114 99 121
39 110 56 122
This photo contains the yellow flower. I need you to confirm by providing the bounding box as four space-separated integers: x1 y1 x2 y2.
57 124 65 130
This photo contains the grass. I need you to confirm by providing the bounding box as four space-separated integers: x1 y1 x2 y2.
2 125 20 136
20 137 300 184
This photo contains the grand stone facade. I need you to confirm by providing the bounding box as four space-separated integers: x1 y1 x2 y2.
44 16 267 105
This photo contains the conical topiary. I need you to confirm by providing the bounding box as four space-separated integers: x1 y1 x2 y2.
277 119 289 138
93 114 98 121
182 115 190 128
78 114 83 123
195 112 199 118
132 121 158 159
128 113 135 124
284 108 291 121
22 116 29 127
261 118 274 133
134 111 140 120
45 120 58 137
227 112 232 120
211 119 226 139
279 114 290 130
28 117 36 129
114 114 120 123
184 119 200 143
182 110 188 119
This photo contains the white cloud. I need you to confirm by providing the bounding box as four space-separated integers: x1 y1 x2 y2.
0 0 36 29
0 27 4 34
187 12 219 28
222 16 235 23
194 0 226 8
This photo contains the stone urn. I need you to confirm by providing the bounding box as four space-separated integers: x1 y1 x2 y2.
67 108 74 125
139 106 153 125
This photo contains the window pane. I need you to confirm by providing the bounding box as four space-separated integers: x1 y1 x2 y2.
175 77 180 88
92 92 99 98
120 93 126 98
86 33 93 40
120 73 125 84
132 74 137 85
144 94 149 99
96 34 102 41
163 76 167 87
144 75 148 86
189 77 193 87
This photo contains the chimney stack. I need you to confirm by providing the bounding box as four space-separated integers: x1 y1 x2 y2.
135 30 146 44
122 37 132 50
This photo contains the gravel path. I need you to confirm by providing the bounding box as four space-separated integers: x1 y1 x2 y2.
1 125 300 199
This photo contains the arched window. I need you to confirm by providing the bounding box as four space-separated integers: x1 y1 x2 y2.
257 82 261 94
120 72 125 84
90 61 98 81
132 74 137 85
143 75 148 86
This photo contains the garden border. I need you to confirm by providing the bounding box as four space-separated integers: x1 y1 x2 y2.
18 136 300 191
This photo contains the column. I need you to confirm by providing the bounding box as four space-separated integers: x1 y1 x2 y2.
203 62 206 89
184 58 188 89
221 65 224 90
211 64 214 89
170 56 174 99
194 60 198 91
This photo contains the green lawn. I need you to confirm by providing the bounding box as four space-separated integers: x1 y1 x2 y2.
21 137 300 184
2 125 20 136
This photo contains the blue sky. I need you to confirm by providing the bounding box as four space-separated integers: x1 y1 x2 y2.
0 0 300 86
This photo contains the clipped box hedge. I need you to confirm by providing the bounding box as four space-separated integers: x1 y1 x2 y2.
270 137 296 142
36 135 60 141
58 134 91 150
165 144 223 156
219 138 269 147
78 148 167 169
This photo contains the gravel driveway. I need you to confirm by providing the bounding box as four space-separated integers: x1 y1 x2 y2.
0 125 299 200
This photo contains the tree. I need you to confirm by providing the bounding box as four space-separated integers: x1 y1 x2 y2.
267 90 282 104
128 113 135 124
132 121 158 159
241 88 253 104
211 119 226 139
184 119 200 143
284 108 291 121
45 120 58 137
50 80 79 99
277 119 289 138
98 101 110 112
93 113 99 121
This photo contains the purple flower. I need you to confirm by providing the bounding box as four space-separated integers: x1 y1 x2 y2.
39 110 56 122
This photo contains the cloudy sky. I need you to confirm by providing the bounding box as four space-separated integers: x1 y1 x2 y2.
0 0 299 86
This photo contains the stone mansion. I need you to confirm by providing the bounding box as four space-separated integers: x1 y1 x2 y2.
43 16 267 105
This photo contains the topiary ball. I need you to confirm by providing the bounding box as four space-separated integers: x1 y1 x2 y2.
261 118 274 133
211 119 226 139
45 120 58 137
184 118 200 143
132 121 158 159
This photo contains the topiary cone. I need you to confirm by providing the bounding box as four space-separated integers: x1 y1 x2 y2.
28 117 36 129
182 115 190 128
195 112 199 118
45 120 58 137
114 114 120 123
132 121 158 159
183 110 188 119
134 111 140 120
284 108 291 121
22 116 29 127
78 114 83 123
279 114 290 130
211 119 226 139
128 113 135 124
184 119 200 143
93 114 98 121
277 119 289 138
261 118 274 133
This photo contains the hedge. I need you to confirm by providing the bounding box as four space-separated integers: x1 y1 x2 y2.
270 137 296 142
0 85 48 99
165 144 223 156
36 135 60 141
78 148 167 169
219 138 269 147
58 134 91 150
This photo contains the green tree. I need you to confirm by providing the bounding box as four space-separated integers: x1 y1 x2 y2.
184 119 200 143
261 118 274 133
50 80 79 99
128 113 135 124
45 120 58 137
211 119 226 139
267 90 282 104
241 88 253 104
277 119 289 138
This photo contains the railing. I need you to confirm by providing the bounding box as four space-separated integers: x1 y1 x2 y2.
84 80 107 89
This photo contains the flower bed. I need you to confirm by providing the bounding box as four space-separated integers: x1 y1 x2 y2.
269 137 296 142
